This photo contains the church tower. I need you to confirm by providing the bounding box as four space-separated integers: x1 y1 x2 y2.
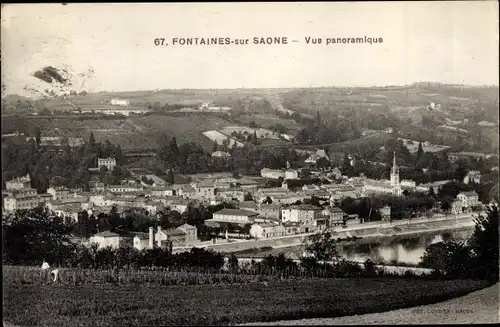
390 152 400 187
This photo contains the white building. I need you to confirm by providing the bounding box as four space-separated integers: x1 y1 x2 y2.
5 174 31 190
2 189 52 212
177 223 198 244
305 149 329 164
250 223 286 239
285 169 299 180
281 204 321 225
98 158 116 171
261 168 285 179
133 234 150 250
89 231 124 249
211 151 231 158
456 191 480 208
133 227 156 250
110 98 130 106
47 187 75 202
212 208 259 224
463 171 481 184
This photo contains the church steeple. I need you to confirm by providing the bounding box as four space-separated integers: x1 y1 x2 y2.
391 151 399 175
390 151 400 187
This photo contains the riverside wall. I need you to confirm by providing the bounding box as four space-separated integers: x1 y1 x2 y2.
172 213 480 255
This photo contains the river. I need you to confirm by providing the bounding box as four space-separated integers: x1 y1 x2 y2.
237 228 475 266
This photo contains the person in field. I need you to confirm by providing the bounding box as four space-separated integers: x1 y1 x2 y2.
40 260 59 283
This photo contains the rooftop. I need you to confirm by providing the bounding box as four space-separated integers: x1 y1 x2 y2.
285 204 322 211
92 231 121 238
239 201 258 209
213 208 260 217
253 222 279 228
459 191 479 197
166 228 186 237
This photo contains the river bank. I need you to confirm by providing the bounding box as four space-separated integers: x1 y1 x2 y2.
171 214 479 256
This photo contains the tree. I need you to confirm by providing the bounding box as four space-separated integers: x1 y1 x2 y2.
34 126 42 147
2 208 75 266
428 186 436 198
316 157 330 171
415 142 424 166
306 231 339 262
244 192 253 201
228 254 239 272
166 169 175 184
468 205 499 281
89 132 96 148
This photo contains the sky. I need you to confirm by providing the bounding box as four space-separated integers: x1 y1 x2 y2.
1 2 499 96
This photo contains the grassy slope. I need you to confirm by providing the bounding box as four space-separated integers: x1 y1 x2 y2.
3 279 490 326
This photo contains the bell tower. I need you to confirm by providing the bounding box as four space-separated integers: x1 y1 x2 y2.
390 152 400 187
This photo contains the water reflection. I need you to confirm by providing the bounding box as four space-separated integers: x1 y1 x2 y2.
340 229 474 265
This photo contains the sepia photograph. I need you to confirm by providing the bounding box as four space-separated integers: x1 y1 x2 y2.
1 2 499 326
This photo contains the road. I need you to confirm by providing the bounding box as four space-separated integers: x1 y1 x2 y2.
239 283 499 325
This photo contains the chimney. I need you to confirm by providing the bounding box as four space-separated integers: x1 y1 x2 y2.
149 226 154 249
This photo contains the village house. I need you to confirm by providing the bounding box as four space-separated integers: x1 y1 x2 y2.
322 205 346 225
177 223 198 244
456 191 480 209
211 208 259 224
154 225 197 247
133 233 150 250
345 214 361 225
5 174 32 190
302 184 321 192
281 204 322 231
285 169 299 180
272 192 305 205
150 187 176 197
89 231 126 249
179 185 197 199
46 187 76 202
258 203 282 220
192 182 217 201
3 188 52 212
97 157 116 171
211 151 231 158
329 167 342 180
238 200 259 212
451 200 463 215
217 189 246 202
305 149 329 164
255 186 288 203
260 168 285 179
380 205 391 222
107 184 144 193
232 178 261 190
142 200 164 215
282 221 302 235
463 171 481 184
249 222 286 239
169 199 191 214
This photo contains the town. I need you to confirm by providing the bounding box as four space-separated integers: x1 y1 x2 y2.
2 138 496 254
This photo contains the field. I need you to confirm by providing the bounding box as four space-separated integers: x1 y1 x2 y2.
1 114 236 151
243 284 499 325
3 271 490 326
203 130 244 148
381 138 450 153
231 113 300 133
